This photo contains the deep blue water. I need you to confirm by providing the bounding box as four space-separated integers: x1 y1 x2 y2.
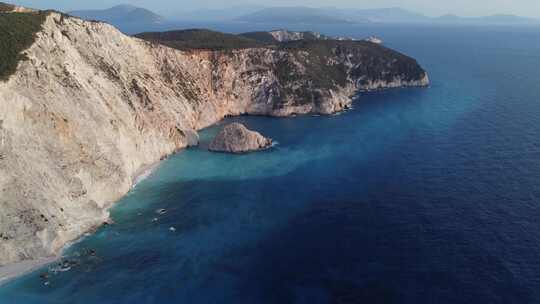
2 24 540 303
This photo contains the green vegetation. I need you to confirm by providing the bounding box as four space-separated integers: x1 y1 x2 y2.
281 39 425 85
280 40 348 88
273 39 425 106
236 7 353 25
237 31 277 44
135 29 266 51
272 40 349 106
0 11 47 80
137 28 425 108
300 32 323 40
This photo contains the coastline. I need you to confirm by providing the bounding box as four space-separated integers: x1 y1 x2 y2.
131 161 162 188
0 8 430 292
0 79 426 286
0 256 59 287
0 159 164 287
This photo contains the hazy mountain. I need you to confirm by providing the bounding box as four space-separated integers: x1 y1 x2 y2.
227 6 540 26
328 8 539 25
436 14 461 22
331 7 430 23
67 4 540 29
176 6 264 21
69 4 164 25
435 14 540 25
236 7 358 25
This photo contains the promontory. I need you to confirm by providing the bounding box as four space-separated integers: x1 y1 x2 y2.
0 4 429 273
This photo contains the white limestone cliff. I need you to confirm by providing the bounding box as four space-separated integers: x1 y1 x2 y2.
0 12 429 268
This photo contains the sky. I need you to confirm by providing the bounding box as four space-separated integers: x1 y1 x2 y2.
13 0 540 18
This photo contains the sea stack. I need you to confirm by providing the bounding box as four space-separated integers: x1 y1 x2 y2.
209 123 272 153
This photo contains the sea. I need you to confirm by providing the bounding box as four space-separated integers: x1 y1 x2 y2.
2 22 540 303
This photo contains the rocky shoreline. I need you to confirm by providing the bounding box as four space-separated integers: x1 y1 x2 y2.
0 256 58 286
0 157 168 286
0 10 429 274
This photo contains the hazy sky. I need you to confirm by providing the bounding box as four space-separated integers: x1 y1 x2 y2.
13 0 540 18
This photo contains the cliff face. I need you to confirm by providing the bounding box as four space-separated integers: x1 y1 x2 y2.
0 12 428 266
269 30 324 42
139 31 429 116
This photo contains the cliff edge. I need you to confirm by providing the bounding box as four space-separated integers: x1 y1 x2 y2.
0 9 428 267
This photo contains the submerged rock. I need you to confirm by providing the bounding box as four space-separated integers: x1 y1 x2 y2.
209 123 272 154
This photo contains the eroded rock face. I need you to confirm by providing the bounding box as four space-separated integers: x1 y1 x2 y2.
209 123 272 153
0 11 429 266
269 30 324 42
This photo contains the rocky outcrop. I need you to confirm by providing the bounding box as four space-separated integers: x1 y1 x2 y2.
138 33 430 116
0 11 429 267
209 123 272 153
269 30 325 42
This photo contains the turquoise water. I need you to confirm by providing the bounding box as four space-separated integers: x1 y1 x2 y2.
2 24 540 303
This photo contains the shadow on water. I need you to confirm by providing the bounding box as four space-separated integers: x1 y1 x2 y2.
14 131 537 304
4 23 540 304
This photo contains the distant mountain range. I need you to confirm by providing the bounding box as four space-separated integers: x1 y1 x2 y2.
234 7 540 25
330 7 430 23
69 4 164 25
235 7 355 25
176 5 264 22
434 13 540 24
67 4 540 29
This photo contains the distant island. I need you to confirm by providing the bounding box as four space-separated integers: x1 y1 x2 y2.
69 4 164 25
234 7 540 25
61 4 540 34
234 7 355 25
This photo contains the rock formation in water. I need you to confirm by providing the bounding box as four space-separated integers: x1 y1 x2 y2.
209 123 272 153
0 7 429 267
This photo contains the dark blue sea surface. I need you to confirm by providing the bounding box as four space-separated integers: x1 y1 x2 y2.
2 24 540 303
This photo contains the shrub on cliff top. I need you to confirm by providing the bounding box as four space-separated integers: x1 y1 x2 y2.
280 39 425 86
135 29 266 51
237 31 278 44
0 11 46 81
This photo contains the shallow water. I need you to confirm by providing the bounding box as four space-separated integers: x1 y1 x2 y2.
2 24 540 303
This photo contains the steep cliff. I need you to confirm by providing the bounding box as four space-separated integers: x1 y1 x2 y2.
136 29 429 115
0 11 428 266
